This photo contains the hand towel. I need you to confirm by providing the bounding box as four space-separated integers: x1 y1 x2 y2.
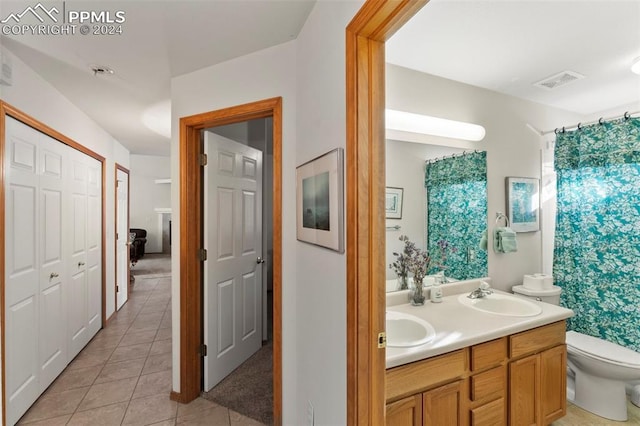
493 227 518 253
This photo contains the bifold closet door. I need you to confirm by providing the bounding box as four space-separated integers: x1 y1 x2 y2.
4 117 102 425
5 117 44 425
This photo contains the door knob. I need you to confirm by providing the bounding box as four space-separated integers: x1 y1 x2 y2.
78 261 85 267
50 272 59 279
256 257 265 264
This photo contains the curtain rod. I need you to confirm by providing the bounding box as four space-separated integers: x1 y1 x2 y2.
425 149 482 165
535 110 640 136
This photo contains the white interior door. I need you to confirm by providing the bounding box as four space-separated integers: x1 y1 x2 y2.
86 157 102 337
203 131 263 390
5 117 42 425
37 131 68 391
67 153 89 359
116 168 129 310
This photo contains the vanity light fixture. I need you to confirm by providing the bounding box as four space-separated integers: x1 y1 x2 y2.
386 109 486 142
632 57 640 75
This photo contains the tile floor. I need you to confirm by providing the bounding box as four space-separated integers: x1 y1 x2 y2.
18 274 264 426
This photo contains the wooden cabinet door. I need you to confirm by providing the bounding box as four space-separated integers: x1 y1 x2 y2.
540 345 567 424
423 380 464 426
509 354 540 426
387 394 422 426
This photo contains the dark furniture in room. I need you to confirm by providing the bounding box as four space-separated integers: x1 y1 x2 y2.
129 228 147 265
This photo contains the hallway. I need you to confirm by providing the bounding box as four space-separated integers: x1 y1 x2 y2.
17 261 263 425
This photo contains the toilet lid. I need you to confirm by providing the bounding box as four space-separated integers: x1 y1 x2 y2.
566 331 640 367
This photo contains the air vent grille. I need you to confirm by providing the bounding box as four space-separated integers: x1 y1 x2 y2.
534 71 584 90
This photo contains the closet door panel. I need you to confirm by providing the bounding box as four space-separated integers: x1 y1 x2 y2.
86 159 102 334
4 117 40 425
38 136 67 389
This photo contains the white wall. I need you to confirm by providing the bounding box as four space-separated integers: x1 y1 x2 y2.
295 1 363 424
129 154 171 253
386 64 584 292
0 47 130 418
385 140 464 280
170 41 298 420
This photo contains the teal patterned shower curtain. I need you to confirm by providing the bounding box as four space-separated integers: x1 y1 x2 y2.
425 151 487 280
554 117 640 351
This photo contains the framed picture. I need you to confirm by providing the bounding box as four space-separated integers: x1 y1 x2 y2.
296 148 344 252
385 187 404 219
506 177 540 232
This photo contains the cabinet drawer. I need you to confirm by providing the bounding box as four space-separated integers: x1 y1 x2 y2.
470 365 505 402
510 321 565 359
471 397 506 426
471 337 507 372
386 349 467 402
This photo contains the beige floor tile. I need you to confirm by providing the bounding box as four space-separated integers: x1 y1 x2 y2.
140 302 170 314
176 398 221 418
108 342 152 363
129 320 161 332
176 405 230 425
46 365 102 394
85 333 123 351
68 348 112 370
119 329 159 347
143 352 173 375
67 402 128 425
18 413 72 425
148 420 177 426
122 394 178 425
132 370 173 400
95 358 146 384
155 327 173 341
229 410 265 426
77 377 137 411
19 387 89 423
150 338 173 356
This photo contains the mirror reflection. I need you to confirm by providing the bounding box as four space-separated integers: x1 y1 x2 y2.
385 139 488 292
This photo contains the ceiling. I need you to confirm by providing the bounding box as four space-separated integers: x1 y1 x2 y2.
2 1 639 156
387 0 640 118
1 0 316 155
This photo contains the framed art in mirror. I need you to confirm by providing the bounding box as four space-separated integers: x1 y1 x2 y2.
296 148 344 252
506 176 540 232
385 187 404 219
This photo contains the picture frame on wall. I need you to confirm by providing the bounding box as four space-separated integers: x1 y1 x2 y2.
506 176 540 232
385 187 404 219
296 148 344 252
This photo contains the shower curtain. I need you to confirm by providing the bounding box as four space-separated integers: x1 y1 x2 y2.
554 117 640 351
425 151 487 280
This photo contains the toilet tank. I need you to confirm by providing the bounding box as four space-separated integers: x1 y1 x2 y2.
512 284 562 305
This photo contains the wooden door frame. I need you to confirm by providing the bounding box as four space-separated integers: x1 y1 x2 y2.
0 101 108 426
172 97 283 425
114 163 130 311
345 1 428 424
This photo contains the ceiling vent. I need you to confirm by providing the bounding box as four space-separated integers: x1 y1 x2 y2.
534 71 584 90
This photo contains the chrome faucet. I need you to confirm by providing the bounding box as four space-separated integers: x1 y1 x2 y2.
467 281 493 299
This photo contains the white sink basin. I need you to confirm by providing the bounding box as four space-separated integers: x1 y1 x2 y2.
457 292 542 317
386 311 436 348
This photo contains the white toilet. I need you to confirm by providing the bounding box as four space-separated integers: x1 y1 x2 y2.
512 284 640 421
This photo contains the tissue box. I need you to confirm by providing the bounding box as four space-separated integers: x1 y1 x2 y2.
523 273 553 290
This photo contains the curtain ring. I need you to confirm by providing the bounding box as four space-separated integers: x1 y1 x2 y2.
554 128 559 135
599 117 605 125
562 126 566 133
577 123 582 130
624 111 631 120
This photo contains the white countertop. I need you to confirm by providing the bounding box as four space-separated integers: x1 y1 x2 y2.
386 282 574 369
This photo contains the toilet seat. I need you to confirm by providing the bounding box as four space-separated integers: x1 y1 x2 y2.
566 331 640 368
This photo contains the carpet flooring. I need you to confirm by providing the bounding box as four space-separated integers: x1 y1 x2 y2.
202 341 274 425
131 253 172 277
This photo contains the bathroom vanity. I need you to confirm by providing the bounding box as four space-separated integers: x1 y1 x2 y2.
385 282 574 426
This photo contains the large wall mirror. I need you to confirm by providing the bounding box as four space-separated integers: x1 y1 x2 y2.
385 139 488 292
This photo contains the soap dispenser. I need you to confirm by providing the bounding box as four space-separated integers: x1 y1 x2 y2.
430 273 443 303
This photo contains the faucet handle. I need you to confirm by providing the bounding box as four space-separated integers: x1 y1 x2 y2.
479 281 491 290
